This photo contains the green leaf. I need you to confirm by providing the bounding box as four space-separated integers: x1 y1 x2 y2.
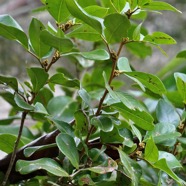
159 151 182 169
46 0 70 23
27 68 49 93
78 174 95 186
174 73 186 104
47 96 78 122
56 133 79 169
128 0 138 10
125 71 166 95
176 50 186 58
65 0 103 33
112 103 154 131
111 0 126 12
74 110 88 137
0 116 21 125
67 24 102 41
85 5 109 18
145 123 181 146
0 134 24 153
49 73 80 88
143 32 176 45
131 124 142 143
16 158 69 177
104 13 130 43
153 159 185 185
0 14 28 49
14 94 34 111
0 75 18 91
145 137 159 162
133 23 142 40
156 99 180 127
117 57 132 72
78 88 91 107
91 116 114 132
29 18 51 58
24 143 56 157
40 30 73 53
34 102 49 115
85 158 118 174
142 1 182 13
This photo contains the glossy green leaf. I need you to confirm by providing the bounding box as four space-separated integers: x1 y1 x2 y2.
0 75 18 91
91 116 114 132
133 23 142 40
0 14 28 48
85 5 108 18
29 18 51 58
176 50 186 58
125 71 166 95
104 13 130 43
117 57 132 72
46 0 70 23
145 123 181 146
27 67 49 93
142 1 182 13
112 103 154 131
40 30 73 53
144 32 176 45
156 99 180 127
16 158 69 177
14 94 34 111
24 143 56 157
0 134 24 153
56 133 79 169
111 0 126 12
174 73 186 104
34 102 48 115
85 158 117 174
47 96 78 122
131 124 142 143
78 88 91 107
65 0 103 33
74 110 88 137
145 137 159 162
49 73 80 88
153 159 185 185
159 151 182 169
67 24 102 41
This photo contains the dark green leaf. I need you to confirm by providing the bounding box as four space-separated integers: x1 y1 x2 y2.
104 13 130 43
0 116 21 125
65 0 103 33
142 1 182 13
49 73 80 88
29 18 51 58
125 71 166 95
46 0 70 23
145 137 159 162
40 30 73 53
0 14 28 48
16 158 69 177
14 94 34 111
156 99 180 127
144 32 176 45
112 103 154 131
176 50 186 58
0 75 18 91
56 133 79 168
0 134 24 153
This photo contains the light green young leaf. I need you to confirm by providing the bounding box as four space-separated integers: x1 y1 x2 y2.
27 68 49 93
142 1 182 13
144 32 176 45
117 57 132 72
56 133 79 169
0 14 28 49
49 73 80 88
14 94 34 111
111 0 126 12
133 23 143 40
145 137 159 162
0 75 18 91
104 13 130 43
174 73 186 104
29 18 51 58
125 71 166 95
40 30 73 53
46 0 70 23
85 5 109 18
16 158 69 177
127 0 138 10
65 0 103 33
